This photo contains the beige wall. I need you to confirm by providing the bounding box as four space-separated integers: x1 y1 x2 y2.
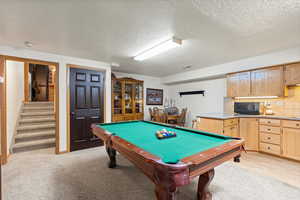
6 60 24 153
168 78 226 127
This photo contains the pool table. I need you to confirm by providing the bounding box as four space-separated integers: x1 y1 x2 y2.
91 120 244 200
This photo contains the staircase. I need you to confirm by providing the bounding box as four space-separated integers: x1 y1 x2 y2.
12 101 56 153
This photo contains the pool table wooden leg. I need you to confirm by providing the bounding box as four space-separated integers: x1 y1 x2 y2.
106 146 116 168
155 185 177 200
234 155 241 163
197 169 215 200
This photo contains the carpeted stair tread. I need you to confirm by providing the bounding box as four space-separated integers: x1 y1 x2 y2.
13 138 55 153
17 123 56 131
24 101 54 105
19 117 55 123
23 106 54 111
21 111 55 117
16 130 55 140
12 101 56 153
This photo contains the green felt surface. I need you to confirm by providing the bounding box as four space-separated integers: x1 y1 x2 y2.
99 121 233 164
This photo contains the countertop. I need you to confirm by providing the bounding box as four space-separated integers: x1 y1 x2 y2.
196 113 300 121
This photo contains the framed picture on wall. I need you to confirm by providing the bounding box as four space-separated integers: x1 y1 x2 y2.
146 88 163 105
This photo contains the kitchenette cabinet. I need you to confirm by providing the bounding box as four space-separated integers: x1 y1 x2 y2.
227 65 285 97
251 66 284 97
197 115 300 162
258 119 281 156
239 118 259 151
196 117 239 137
282 120 300 161
227 72 251 97
285 63 300 86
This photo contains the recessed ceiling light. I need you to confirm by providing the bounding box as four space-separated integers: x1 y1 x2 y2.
24 41 33 48
133 37 182 61
183 65 192 70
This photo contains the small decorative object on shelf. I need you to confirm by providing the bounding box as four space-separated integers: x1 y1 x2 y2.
156 129 177 139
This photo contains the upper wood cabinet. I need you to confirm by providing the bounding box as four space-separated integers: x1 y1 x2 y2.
284 63 300 86
227 72 251 97
251 66 284 97
227 66 284 97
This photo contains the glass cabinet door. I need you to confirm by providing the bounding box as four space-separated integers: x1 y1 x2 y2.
124 82 133 113
112 80 122 114
135 83 143 113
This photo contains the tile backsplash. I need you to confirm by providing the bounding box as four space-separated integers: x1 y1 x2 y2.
235 86 300 117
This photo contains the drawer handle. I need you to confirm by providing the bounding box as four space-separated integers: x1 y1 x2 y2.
296 124 300 126
267 129 271 131
267 137 271 140
267 147 271 150
268 121 271 123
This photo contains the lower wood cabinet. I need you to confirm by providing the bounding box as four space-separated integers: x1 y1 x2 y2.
239 118 259 151
196 118 239 137
196 118 224 134
282 127 300 161
223 125 239 137
196 117 300 161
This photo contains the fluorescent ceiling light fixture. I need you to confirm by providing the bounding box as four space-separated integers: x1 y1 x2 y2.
235 96 279 99
133 37 182 61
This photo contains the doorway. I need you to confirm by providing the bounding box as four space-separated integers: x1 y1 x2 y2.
26 63 56 102
0 56 60 164
69 67 105 151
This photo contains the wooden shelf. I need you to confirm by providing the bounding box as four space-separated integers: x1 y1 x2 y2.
112 76 144 122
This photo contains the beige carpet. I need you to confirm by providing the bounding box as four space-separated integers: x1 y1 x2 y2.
3 147 300 200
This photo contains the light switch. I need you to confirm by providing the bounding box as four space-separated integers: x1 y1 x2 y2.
0 76 4 83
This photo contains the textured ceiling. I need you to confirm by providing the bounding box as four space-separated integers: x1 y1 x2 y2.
193 0 300 36
0 0 300 77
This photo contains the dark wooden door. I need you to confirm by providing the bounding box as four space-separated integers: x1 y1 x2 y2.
70 68 105 151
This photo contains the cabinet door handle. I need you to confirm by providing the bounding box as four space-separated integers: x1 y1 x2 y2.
267 129 271 131
267 146 271 150
268 121 271 124
267 137 271 140
296 124 299 126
